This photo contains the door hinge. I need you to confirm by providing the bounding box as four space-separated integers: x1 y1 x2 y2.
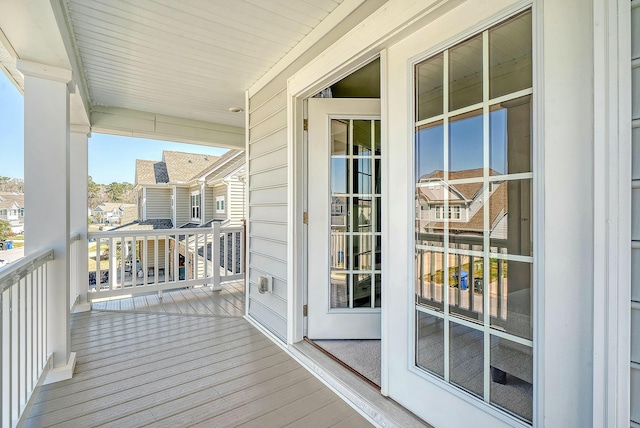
303 304 308 317
303 118 308 131
303 212 308 224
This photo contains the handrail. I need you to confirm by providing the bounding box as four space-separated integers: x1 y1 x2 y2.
0 248 54 292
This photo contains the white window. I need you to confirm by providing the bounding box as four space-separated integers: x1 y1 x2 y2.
190 192 200 220
434 206 442 220
216 196 225 214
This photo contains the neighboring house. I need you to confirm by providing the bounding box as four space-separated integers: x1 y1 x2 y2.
91 202 136 225
132 149 245 230
0 192 24 234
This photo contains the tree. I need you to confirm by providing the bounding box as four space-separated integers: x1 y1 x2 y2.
0 220 11 241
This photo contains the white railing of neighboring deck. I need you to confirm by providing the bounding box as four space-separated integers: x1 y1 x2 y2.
0 248 53 428
87 223 244 300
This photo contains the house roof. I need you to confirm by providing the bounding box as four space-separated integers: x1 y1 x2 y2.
114 219 174 231
203 150 245 183
0 192 24 210
162 151 219 183
93 202 136 213
135 160 169 186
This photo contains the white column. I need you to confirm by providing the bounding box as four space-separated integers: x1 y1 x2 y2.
18 60 76 382
70 125 91 312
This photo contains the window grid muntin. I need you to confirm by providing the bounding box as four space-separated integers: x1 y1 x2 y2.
413 13 533 421
330 118 381 310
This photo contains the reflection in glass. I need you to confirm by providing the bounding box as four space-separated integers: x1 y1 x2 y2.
331 119 348 155
375 159 381 194
416 121 444 180
375 197 381 233
353 234 372 271
353 120 372 155
415 249 445 312
331 196 348 229
450 321 484 397
353 273 372 308
374 121 381 155
330 273 350 309
447 252 483 318
375 235 381 270
330 233 349 270
449 35 483 111
331 158 349 194
489 10 532 100
416 311 444 377
353 197 372 232
416 53 444 120
353 158 372 194
490 96 532 175
490 259 532 340
490 335 533 422
489 180 532 257
449 110 483 176
374 274 382 307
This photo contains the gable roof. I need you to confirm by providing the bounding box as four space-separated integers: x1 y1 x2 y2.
0 192 24 210
93 203 136 213
203 150 245 183
135 160 169 186
162 151 219 183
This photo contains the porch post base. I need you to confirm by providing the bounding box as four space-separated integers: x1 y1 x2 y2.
209 284 222 292
72 302 91 313
44 352 76 385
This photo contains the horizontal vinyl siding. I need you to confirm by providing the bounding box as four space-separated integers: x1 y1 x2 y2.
145 188 172 219
204 187 214 223
176 187 190 226
143 238 166 271
213 185 227 221
248 82 288 341
229 176 245 226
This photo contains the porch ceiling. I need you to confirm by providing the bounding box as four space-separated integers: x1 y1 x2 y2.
0 0 363 138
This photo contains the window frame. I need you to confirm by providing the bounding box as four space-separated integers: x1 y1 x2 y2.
190 191 201 220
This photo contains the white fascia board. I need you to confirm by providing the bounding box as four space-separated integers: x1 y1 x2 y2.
248 0 366 97
91 106 245 149
287 0 468 98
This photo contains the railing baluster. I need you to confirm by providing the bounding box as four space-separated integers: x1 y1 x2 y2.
154 235 158 285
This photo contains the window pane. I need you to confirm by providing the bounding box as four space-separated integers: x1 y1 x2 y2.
331 119 348 155
374 120 381 155
449 321 484 397
490 95 532 175
353 273 372 308
449 109 483 178
353 120 372 155
449 35 483 111
489 179 532 257
416 311 444 377
416 249 444 312
353 158 372 194
447 180 485 250
447 252 483 318
489 11 532 99
331 158 349 194
374 274 382 308
353 234 372 270
330 233 349 270
416 53 444 121
331 196 348 230
330 273 350 309
416 121 444 179
353 197 372 232
490 259 532 340
490 335 533 422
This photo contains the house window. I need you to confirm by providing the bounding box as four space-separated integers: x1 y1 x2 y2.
19 208 24 217
216 196 225 214
190 192 200 220
414 10 533 423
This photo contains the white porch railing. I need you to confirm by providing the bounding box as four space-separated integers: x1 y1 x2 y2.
0 249 54 428
87 223 244 300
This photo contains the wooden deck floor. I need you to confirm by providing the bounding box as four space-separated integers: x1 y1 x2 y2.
90 281 245 318
26 310 372 426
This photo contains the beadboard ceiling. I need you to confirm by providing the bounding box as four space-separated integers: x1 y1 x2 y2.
64 0 345 127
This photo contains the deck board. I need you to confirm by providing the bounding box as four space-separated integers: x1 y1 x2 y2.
26 310 371 428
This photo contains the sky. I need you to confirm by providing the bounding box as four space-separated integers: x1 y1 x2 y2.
0 71 228 185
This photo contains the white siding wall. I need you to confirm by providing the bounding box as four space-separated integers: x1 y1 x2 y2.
175 187 190 226
248 83 289 341
204 186 214 223
631 3 640 424
145 187 172 220
212 185 227 221
228 171 246 227
143 238 166 271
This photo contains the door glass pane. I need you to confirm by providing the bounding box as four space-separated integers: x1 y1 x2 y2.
353 158 372 194
331 158 349 194
353 273 372 308
490 95 532 175
416 311 444 377
489 179 532 257
374 120 381 155
415 249 445 312
489 10 532 100
449 321 484 397
331 196 348 230
416 120 444 179
353 120 372 155
353 197 372 232
449 109 483 178
331 119 348 155
490 335 533 421
490 259 532 340
449 35 483 111
330 233 349 270
330 273 350 309
353 234 372 271
417 53 444 121
448 253 484 319
374 274 382 307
